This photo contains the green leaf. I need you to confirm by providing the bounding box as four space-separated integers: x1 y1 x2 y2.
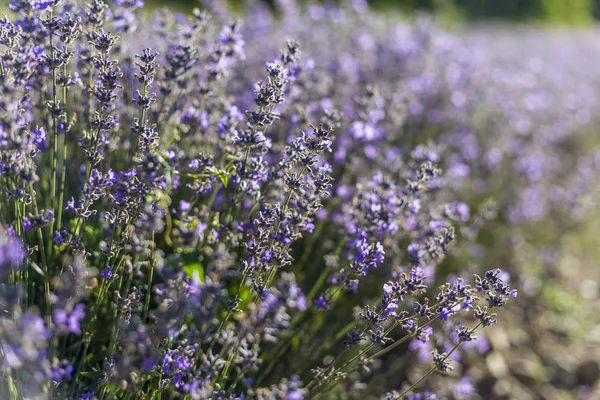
183 261 205 283
207 166 230 187
29 261 45 277
237 284 252 310
291 336 300 350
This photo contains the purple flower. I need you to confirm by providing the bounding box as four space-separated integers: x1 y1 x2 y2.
113 0 144 8
417 326 433 343
446 201 470 221
219 23 246 61
31 0 61 11
22 217 32 233
51 364 74 383
350 120 378 141
383 299 398 317
0 1 527 397
0 227 24 269
409 199 421 214
31 127 48 151
196 222 207 239
22 210 53 233
54 230 68 245
453 377 475 398
437 307 451 322
0 313 49 370
429 219 445 232
295 294 307 312
313 296 328 310
403 319 417 332
349 238 385 275
179 200 191 213
101 266 114 281
53 304 85 335
462 296 474 310
287 391 304 400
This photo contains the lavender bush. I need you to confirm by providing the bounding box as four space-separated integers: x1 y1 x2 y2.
9 0 600 398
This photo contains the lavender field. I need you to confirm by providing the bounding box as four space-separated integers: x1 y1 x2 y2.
0 0 599 399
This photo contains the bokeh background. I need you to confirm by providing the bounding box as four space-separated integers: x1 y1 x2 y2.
143 0 600 24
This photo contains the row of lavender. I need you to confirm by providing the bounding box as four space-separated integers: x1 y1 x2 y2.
0 0 594 398
235 4 600 398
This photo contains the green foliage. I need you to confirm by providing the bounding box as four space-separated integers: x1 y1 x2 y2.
538 0 593 24
183 260 205 282
453 0 541 20
143 0 597 25
399 0 593 24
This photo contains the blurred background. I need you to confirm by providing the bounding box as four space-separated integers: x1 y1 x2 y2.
3 0 600 24
142 0 599 24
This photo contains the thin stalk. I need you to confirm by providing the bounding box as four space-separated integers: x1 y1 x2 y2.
228 104 267 224
308 300 459 396
68 338 90 399
262 158 315 292
392 321 483 399
306 305 384 390
28 183 51 326
305 238 347 304
297 217 327 267
368 318 437 362
214 326 243 386
56 59 70 232
106 270 133 379
228 146 252 224
133 84 147 158
329 304 445 379
47 11 59 262
142 233 155 322
225 367 249 396
254 316 309 387
6 369 18 400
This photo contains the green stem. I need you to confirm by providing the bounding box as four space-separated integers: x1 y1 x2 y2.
142 233 155 322
254 316 309 387
5 367 18 400
56 59 70 233
47 12 59 262
262 159 315 292
228 146 252 224
28 184 51 327
69 338 90 399
133 84 147 158
392 321 483 399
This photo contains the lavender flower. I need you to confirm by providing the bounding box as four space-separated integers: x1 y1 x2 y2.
53 303 85 335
